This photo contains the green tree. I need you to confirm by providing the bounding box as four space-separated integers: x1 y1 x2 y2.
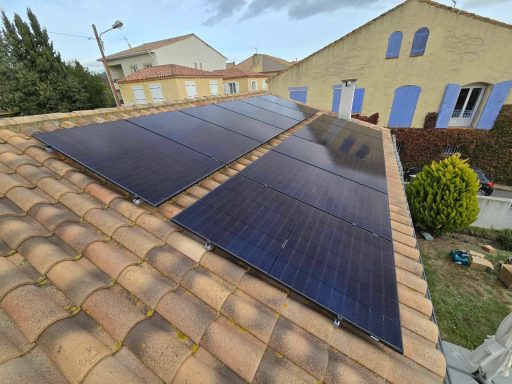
406 155 480 234
0 8 114 115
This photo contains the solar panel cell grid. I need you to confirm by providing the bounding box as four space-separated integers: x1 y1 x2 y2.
241 97 311 121
259 94 318 115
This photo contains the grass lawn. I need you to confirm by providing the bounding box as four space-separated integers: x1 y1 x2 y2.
419 232 512 350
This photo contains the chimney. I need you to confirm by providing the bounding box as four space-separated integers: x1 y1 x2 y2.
338 79 357 121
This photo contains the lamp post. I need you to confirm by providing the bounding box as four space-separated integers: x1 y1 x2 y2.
93 20 123 107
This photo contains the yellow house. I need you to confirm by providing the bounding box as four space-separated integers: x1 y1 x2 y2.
270 0 512 129
212 68 270 95
234 53 292 77
118 64 224 105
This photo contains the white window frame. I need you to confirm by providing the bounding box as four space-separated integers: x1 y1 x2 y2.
131 85 146 104
185 80 197 98
129 65 138 73
262 79 268 90
149 83 164 102
251 80 258 92
209 80 219 96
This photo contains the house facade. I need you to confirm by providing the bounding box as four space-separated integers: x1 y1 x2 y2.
269 0 512 129
212 68 270 95
234 54 292 77
104 34 227 82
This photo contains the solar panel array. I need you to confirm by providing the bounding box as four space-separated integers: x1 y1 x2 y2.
173 113 403 352
34 96 317 206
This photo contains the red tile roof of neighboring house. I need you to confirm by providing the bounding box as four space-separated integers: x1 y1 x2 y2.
0 93 445 383
118 64 224 84
212 68 269 79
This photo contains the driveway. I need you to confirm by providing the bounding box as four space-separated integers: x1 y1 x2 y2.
492 189 512 200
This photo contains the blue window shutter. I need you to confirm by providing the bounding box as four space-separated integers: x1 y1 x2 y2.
289 87 307 103
410 27 429 56
435 84 462 128
476 80 512 130
386 31 403 59
388 85 421 128
332 87 341 112
352 88 365 113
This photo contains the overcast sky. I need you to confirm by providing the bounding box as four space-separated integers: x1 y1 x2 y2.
1 0 511 72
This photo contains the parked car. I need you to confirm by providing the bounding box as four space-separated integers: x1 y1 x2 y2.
404 166 494 196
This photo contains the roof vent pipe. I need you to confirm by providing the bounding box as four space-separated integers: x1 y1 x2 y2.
338 79 357 121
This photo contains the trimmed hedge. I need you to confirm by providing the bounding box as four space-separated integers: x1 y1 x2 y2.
393 105 512 185
352 112 379 125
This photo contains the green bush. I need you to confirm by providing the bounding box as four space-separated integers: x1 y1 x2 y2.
497 229 512 251
407 155 480 234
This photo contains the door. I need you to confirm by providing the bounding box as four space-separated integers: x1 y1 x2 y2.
185 81 197 98
132 85 146 104
448 85 485 127
210 80 219 96
149 83 164 102
388 85 421 128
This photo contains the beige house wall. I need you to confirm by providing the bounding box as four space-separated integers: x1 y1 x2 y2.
119 77 225 105
269 0 512 127
107 53 155 80
226 77 269 93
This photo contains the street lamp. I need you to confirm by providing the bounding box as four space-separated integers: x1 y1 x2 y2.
92 20 123 107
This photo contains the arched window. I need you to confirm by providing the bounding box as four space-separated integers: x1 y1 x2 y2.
386 31 403 59
410 27 429 56
251 80 257 91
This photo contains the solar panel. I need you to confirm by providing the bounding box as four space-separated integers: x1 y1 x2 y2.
241 97 312 121
128 111 260 163
316 115 382 139
172 174 402 352
34 121 221 206
259 94 318 115
274 134 388 193
240 151 391 239
216 100 298 130
180 104 282 143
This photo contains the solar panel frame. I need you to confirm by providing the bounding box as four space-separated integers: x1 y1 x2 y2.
241 97 313 121
259 94 318 115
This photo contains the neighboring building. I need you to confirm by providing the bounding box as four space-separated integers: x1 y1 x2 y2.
212 68 269 94
270 0 512 129
103 33 227 82
235 53 292 76
118 64 224 104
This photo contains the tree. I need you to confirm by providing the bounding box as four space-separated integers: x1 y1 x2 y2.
0 8 114 115
406 154 480 234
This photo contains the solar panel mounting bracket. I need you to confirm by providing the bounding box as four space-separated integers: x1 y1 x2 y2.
204 240 215 251
333 316 342 328
132 197 142 206
45 145 54 153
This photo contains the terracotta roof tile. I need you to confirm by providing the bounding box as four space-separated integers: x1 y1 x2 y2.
43 158 76 177
186 184 210 199
398 284 432 317
0 215 50 249
109 197 146 221
400 305 439 344
395 252 424 276
37 317 112 383
46 258 111 305
200 250 247 286
84 183 123 205
15 164 59 184
181 266 235 310
0 285 70 342
166 232 206 262
18 235 76 275
6 187 55 212
145 245 196 283
325 347 385 384
118 64 224 84
253 348 317 384
135 212 181 241
221 290 278 343
201 316 266 382
82 285 146 342
174 352 245 384
53 221 107 254
0 197 25 217
83 241 140 279
118 263 177 308
63 170 96 190
112 226 163 259
0 130 19 141
123 314 193 383
28 203 80 231
24 146 56 164
0 173 32 195
200 178 221 191
7 136 42 153
0 163 15 174
0 143 21 155
84 208 132 236
156 287 218 343
0 258 34 300
0 239 13 257
0 152 40 170
212 67 268 79
402 329 446 377
37 177 80 200
0 310 32 363
238 272 288 312
0 356 46 384
268 316 329 380
59 192 105 217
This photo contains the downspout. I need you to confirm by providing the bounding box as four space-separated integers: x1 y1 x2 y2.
147 50 158 66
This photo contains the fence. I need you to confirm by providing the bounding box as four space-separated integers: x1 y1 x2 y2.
473 196 512 229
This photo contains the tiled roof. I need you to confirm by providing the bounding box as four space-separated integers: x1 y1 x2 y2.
235 54 292 73
104 34 194 60
0 93 445 383
117 64 223 84
212 67 269 79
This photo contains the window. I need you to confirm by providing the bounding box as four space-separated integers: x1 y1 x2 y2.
131 85 146 104
210 80 219 96
386 31 403 59
449 85 485 127
143 63 153 68
185 81 197 98
149 84 164 102
129 65 138 73
251 80 257 91
410 27 429 56
224 82 239 94
262 80 268 90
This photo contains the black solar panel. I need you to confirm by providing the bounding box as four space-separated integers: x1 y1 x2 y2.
274 134 387 193
173 174 402 353
315 115 382 139
128 111 259 163
180 104 282 143
241 97 312 121
216 100 298 130
34 121 221 206
240 151 391 239
259 94 318 115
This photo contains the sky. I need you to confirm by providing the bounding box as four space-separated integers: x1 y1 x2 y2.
1 0 511 72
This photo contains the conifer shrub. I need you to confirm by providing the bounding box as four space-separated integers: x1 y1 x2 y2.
406 154 480 234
